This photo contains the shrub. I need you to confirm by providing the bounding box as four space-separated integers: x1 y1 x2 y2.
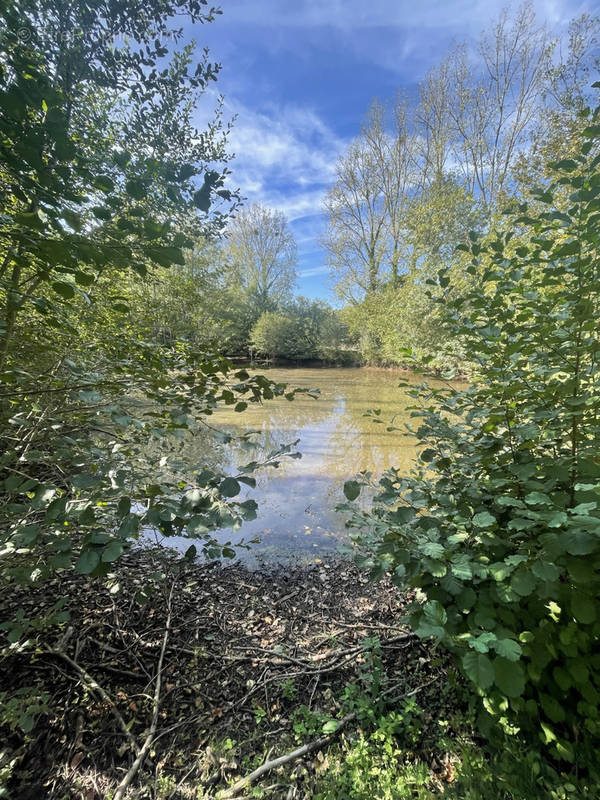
342 94 600 786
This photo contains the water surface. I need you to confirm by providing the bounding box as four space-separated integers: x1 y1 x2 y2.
146 367 441 565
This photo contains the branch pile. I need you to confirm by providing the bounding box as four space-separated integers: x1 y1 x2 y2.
0 550 459 799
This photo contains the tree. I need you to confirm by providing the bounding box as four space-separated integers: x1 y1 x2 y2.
224 203 297 314
419 2 550 209
250 311 295 360
127 239 234 345
250 298 352 363
343 97 600 790
338 175 480 368
0 0 237 370
0 0 305 597
512 13 600 192
322 101 417 303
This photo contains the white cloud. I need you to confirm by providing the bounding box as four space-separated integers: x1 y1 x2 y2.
219 0 589 31
223 100 346 220
298 265 329 278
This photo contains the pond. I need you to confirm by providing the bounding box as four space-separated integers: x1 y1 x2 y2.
145 367 443 566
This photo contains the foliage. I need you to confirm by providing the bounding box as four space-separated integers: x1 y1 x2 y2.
0 687 49 734
224 203 297 315
342 97 600 787
0 0 311 627
126 239 233 345
250 299 355 363
326 8 600 369
0 0 236 365
314 724 433 800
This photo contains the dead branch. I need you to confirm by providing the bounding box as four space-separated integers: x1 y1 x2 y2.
45 646 137 750
113 580 175 800
216 676 441 799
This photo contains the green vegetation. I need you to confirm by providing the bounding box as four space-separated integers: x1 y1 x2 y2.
343 97 600 795
250 298 352 363
0 0 314 606
2 0 600 798
324 11 599 370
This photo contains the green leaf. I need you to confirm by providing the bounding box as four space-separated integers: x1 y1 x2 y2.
462 651 494 690
220 478 241 498
322 720 340 734
343 480 361 501
560 531 598 555
184 545 197 560
540 693 566 723
125 179 146 200
524 491 550 505
472 511 496 527
550 158 579 172
71 474 100 489
187 516 209 535
470 632 496 653
117 496 131 517
93 174 115 193
52 281 75 299
451 554 473 580
193 185 211 212
531 561 560 582
421 541 445 559
571 594 596 624
494 658 525 697
511 570 536 597
179 164 196 180
494 638 522 661
75 549 100 574
101 541 123 562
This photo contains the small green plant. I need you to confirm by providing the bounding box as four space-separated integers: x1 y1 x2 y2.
314 722 432 800
155 772 177 799
0 687 50 734
291 706 329 741
281 678 297 702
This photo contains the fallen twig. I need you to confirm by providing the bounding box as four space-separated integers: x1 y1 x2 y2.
216 676 441 798
113 580 175 800
46 646 137 750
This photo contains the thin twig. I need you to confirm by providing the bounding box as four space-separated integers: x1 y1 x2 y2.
216 676 441 799
113 580 176 800
46 648 137 750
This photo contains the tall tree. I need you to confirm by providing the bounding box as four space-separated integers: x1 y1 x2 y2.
418 2 550 208
0 0 300 594
224 203 297 313
0 0 236 368
322 100 416 303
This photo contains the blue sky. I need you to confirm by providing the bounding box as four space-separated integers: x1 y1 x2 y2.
187 0 595 302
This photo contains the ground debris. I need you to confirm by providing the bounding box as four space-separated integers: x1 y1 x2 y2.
0 549 458 799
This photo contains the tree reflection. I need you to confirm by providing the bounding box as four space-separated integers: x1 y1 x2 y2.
146 367 449 561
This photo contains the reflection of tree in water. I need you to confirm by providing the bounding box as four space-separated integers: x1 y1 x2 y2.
147 368 453 563
175 367 441 480
186 391 333 474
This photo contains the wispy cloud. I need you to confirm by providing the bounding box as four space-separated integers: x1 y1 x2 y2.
224 101 346 220
298 264 329 278
220 0 587 31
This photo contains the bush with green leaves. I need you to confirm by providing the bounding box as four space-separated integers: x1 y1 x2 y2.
250 299 354 363
342 94 600 786
0 0 308 624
